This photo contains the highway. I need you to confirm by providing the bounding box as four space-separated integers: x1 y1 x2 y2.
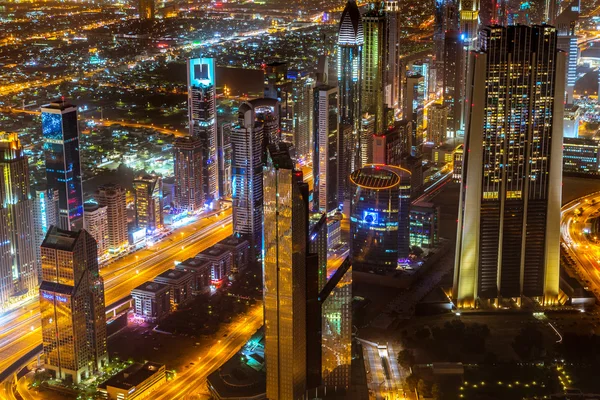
0 209 233 378
560 192 600 299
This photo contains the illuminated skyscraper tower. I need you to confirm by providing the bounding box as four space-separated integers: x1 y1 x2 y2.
556 0 580 104
0 134 37 307
133 174 163 235
337 0 363 185
40 227 107 383
41 101 84 231
33 185 58 280
173 136 203 212
138 0 154 19
263 145 308 400
454 25 565 308
95 184 128 255
313 84 339 213
188 58 219 203
384 0 401 109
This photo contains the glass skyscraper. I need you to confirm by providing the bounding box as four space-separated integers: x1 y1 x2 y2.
133 174 163 235
454 25 565 308
173 136 204 212
41 101 84 232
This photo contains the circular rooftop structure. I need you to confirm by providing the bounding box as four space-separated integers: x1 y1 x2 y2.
350 165 410 190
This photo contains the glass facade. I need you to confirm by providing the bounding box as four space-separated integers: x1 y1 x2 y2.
41 103 84 232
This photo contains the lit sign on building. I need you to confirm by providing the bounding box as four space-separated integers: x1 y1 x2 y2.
188 58 215 87
41 292 68 303
362 211 379 225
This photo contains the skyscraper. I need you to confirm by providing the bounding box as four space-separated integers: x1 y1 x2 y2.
173 136 203 212
41 101 84 231
263 145 308 400
188 58 219 203
218 122 233 198
384 0 401 109
0 133 37 307
291 72 315 162
313 84 339 213
232 101 265 263
443 31 465 138
337 0 363 178
556 0 580 104
133 174 163 235
373 120 411 166
84 203 109 262
428 103 449 146
95 184 128 255
362 2 387 137
40 227 107 383
453 25 565 308
403 73 425 155
33 185 59 280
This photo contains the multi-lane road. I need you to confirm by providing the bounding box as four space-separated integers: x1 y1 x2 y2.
561 192 600 298
0 209 233 379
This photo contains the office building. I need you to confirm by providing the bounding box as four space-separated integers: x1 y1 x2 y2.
264 62 292 138
313 84 339 213
131 282 171 323
263 145 309 400
443 31 465 138
385 0 401 109
33 185 59 280
153 269 193 307
0 133 37 307
218 122 233 198
39 227 107 383
427 103 448 145
84 203 109 261
404 73 425 155
173 136 203 212
95 184 128 255
338 123 354 204
232 101 265 263
361 2 387 137
133 174 163 235
41 101 84 231
452 144 464 182
214 235 250 274
564 104 581 138
350 165 411 270
176 258 211 294
454 25 565 308
188 58 219 202
98 362 166 400
320 256 352 387
409 202 439 248
563 137 600 175
196 246 233 285
338 0 363 176
556 0 580 104
373 119 411 166
292 72 315 162
138 0 154 19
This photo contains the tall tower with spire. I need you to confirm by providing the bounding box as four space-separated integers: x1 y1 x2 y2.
337 0 363 204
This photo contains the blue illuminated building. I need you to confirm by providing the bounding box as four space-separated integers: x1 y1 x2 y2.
349 165 411 270
41 101 84 232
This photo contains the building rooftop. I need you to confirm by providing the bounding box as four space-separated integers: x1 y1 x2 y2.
98 362 164 391
350 166 402 189
132 281 169 294
178 257 211 268
41 226 81 252
41 100 76 111
40 281 74 296
198 245 231 259
154 268 191 283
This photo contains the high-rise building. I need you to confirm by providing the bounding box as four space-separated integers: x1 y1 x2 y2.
218 122 233 198
428 103 448 145
403 73 425 155
362 2 387 137
0 134 37 307
453 25 565 308
556 0 580 104
350 165 411 270
384 0 401 109
443 31 465 138
373 119 411 166
337 0 363 177
264 62 292 139
138 0 154 19
361 114 376 166
263 145 308 400
95 184 128 255
40 227 107 383
338 123 354 205
313 84 339 213
564 104 581 138
188 58 219 203
173 136 203 212
133 174 163 235
232 101 265 263
41 101 84 231
563 137 600 175
291 72 315 162
33 185 59 280
84 203 109 261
